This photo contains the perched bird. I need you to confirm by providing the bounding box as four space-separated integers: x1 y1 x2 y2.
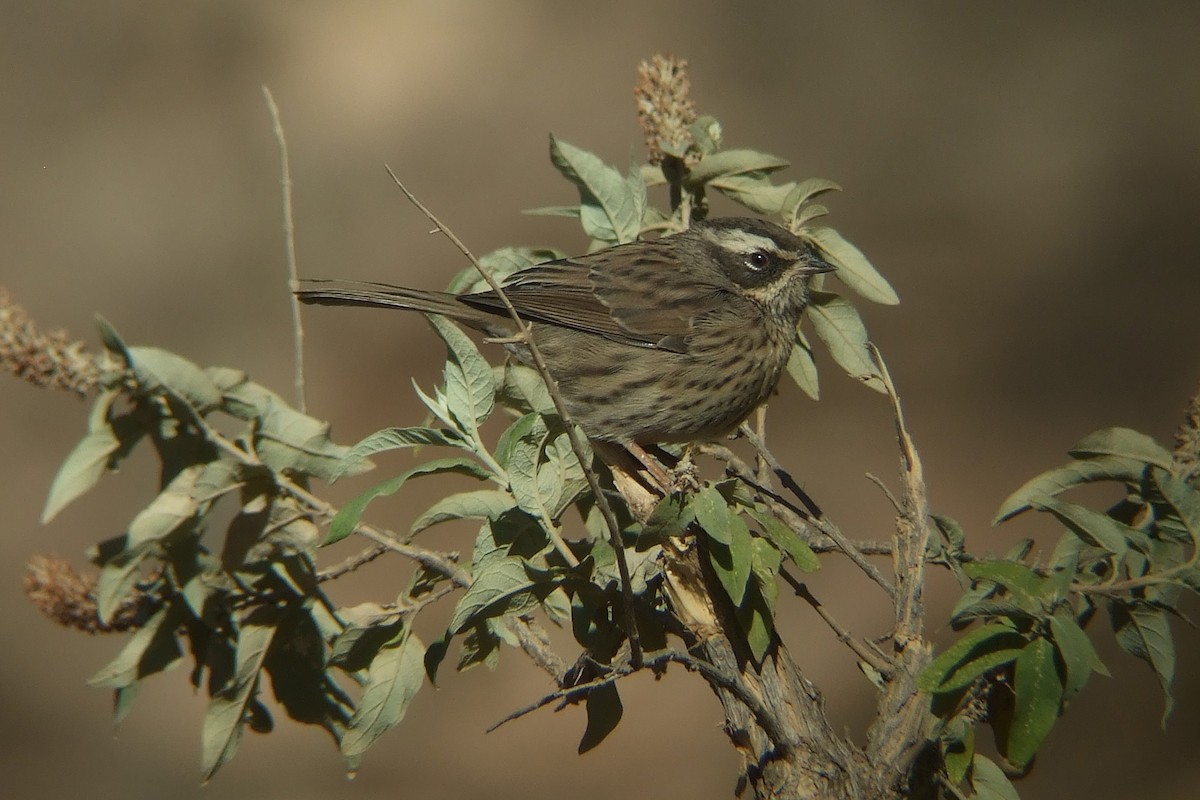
297 216 833 446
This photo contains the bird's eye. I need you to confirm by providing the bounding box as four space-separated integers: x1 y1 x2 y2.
747 251 770 271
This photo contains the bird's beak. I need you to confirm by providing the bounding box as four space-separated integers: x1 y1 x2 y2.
799 250 837 276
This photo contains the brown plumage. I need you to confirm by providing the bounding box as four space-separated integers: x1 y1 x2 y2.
297 217 833 445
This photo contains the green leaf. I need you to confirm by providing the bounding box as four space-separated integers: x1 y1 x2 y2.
1110 600 1175 723
785 334 819 400
802 227 898 306
635 492 694 549
1006 636 1063 768
341 625 426 766
708 518 754 606
736 582 776 664
201 605 283 781
326 457 490 545
689 486 737 545
127 463 206 548
1068 427 1173 470
578 681 623 754
941 722 974 786
255 394 372 482
88 604 183 689
507 417 587 522
962 559 1045 609
448 557 553 634
549 135 642 244
127 346 222 413
336 426 462 475
427 314 495 436
806 291 885 392
1048 610 1108 701
686 149 790 184
994 454 1148 523
919 622 1024 693
94 542 155 625
446 247 563 294
781 178 841 228
1028 494 1132 560
745 506 820 572
495 362 556 416
410 489 517 535
42 389 122 522
970 755 1020 800
1155 470 1200 550
709 174 795 215
750 537 782 611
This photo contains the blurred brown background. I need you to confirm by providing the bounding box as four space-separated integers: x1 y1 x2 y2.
3 3 1199 798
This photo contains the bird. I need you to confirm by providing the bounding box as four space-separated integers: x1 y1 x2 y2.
296 216 834 448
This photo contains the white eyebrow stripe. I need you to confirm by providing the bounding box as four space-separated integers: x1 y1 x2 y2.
701 228 780 253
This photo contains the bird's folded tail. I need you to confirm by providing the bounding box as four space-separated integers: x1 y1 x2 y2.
295 279 468 317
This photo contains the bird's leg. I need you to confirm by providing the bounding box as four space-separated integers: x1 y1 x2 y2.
625 441 674 491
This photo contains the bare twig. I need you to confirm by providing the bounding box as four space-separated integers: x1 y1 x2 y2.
781 569 895 678
511 615 569 682
717 433 897 599
382 168 643 668
261 86 306 413
317 543 390 582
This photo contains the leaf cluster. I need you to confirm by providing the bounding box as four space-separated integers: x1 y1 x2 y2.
921 427 1199 797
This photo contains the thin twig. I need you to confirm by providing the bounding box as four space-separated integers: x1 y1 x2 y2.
317 544 390 582
712 435 897 599
382 168 643 668
511 616 569 682
261 86 305 413
781 568 895 678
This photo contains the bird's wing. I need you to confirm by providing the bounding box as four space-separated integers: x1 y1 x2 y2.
460 245 723 353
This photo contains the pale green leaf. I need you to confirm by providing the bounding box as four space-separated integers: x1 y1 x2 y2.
410 490 517 535
708 174 796 215
336 427 462 478
806 291 885 392
785 335 819 400
341 626 426 763
448 557 551 633
88 605 182 689
549 135 642 244
427 314 495 437
686 149 790 184
255 394 372 482
803 227 898 305
42 389 122 522
127 346 222 413
201 605 282 781
127 463 205 548
971 755 1020 800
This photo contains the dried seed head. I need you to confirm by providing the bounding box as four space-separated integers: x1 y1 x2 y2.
23 554 147 633
0 287 103 396
1173 383 1200 481
634 54 697 165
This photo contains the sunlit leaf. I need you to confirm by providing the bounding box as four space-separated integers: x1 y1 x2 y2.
341 625 426 766
807 291 884 392
1068 427 1173 470
803 227 898 306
